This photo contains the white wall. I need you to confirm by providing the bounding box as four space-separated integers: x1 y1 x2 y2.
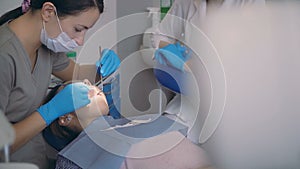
114 0 167 115
0 0 22 16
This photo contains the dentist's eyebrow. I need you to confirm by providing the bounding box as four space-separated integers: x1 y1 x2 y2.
77 24 90 30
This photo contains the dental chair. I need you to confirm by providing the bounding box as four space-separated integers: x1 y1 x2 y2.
0 111 39 169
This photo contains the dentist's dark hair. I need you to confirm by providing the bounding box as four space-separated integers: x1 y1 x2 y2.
0 0 104 26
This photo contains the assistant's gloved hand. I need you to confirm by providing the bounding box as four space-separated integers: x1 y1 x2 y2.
154 42 191 71
37 83 91 125
96 49 121 77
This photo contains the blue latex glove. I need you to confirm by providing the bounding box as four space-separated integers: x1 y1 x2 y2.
96 49 121 77
37 83 91 125
154 42 191 71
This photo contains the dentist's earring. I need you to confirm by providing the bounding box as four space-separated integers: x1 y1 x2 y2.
66 115 72 122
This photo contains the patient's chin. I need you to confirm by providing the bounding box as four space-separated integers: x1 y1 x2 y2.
95 97 109 116
98 103 109 116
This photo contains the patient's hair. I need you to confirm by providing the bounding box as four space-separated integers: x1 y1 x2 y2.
43 83 81 151
43 79 119 150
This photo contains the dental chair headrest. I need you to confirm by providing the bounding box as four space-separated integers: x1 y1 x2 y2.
42 126 69 151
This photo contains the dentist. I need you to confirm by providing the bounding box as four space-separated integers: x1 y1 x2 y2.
0 0 120 168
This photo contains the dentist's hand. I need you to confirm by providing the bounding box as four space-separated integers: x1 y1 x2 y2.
37 83 91 125
96 49 121 77
154 42 191 71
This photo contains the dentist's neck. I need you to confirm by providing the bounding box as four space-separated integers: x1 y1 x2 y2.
9 10 42 59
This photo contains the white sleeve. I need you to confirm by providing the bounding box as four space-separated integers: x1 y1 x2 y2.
222 0 265 8
152 0 193 47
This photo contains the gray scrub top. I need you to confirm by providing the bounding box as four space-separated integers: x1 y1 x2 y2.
0 23 70 168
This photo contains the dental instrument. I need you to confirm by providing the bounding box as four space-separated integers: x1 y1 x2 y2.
100 118 152 131
96 46 103 90
94 46 119 89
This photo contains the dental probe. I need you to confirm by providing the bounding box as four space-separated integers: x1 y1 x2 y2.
95 46 103 90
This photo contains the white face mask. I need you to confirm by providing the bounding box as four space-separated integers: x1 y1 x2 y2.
40 9 78 53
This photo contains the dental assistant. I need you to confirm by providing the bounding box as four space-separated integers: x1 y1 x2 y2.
0 0 120 168
154 0 265 70
153 0 265 143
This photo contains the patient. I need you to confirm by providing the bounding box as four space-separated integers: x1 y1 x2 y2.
44 81 215 169
43 79 109 151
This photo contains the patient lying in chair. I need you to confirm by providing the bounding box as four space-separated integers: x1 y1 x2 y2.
43 79 109 151
43 80 214 169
